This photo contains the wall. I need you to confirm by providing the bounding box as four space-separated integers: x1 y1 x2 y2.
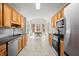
0 28 13 38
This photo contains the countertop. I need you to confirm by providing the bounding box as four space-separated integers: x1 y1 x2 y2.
53 33 64 38
0 34 25 45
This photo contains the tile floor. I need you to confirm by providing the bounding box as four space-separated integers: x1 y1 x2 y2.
18 34 56 56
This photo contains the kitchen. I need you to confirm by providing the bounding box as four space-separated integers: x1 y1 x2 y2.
0 3 79 56
0 3 27 56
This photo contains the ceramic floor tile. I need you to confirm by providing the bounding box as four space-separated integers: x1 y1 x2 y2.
18 35 56 56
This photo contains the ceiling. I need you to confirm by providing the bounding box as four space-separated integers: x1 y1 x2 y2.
9 3 65 20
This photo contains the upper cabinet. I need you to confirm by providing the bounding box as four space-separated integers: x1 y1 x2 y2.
12 9 17 24
17 13 21 25
0 3 2 27
12 9 21 25
0 3 12 27
51 3 69 28
0 3 25 28
21 15 24 28
51 9 64 28
3 4 12 27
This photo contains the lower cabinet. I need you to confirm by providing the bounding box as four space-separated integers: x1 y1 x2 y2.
0 49 7 56
48 34 52 46
0 35 27 56
60 40 64 56
18 35 27 53
18 37 22 52
0 44 7 56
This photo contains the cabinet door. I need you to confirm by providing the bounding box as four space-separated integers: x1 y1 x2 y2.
58 13 61 19
54 16 57 27
12 9 17 24
0 44 7 56
0 44 6 51
21 16 24 28
4 4 11 27
17 13 21 25
21 35 26 49
51 18 53 27
0 49 7 56
48 34 52 46
60 40 64 56
51 17 55 28
0 3 2 27
60 10 64 18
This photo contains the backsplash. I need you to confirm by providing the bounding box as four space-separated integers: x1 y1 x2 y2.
0 28 13 38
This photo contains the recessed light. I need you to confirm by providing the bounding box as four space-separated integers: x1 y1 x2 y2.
35 3 40 10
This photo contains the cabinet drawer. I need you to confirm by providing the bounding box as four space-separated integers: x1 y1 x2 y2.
0 49 7 56
0 44 6 51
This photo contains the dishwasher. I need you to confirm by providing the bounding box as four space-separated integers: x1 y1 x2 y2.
8 38 19 56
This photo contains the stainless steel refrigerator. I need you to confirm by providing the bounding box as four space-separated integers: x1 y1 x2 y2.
64 3 79 56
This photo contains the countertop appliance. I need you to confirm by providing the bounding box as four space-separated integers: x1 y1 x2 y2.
8 37 19 56
64 4 79 56
56 18 64 28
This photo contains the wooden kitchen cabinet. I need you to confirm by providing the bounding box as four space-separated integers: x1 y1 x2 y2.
0 3 12 27
21 15 24 28
0 44 7 56
51 9 64 28
12 10 21 25
18 35 27 52
21 35 27 49
0 3 2 27
60 40 64 56
18 37 22 52
0 49 7 56
12 9 17 24
11 6 24 28
51 17 55 28
0 3 25 28
60 10 64 18
57 12 61 20
23 35 27 47
17 13 21 25
3 4 12 27
48 34 52 46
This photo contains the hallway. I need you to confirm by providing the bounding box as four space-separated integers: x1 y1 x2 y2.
18 34 56 56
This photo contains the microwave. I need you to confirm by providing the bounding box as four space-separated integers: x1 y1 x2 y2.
56 18 64 28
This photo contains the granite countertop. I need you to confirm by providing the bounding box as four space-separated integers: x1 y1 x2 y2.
0 34 25 45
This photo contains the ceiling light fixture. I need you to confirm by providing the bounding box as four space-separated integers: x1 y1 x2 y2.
35 3 40 10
